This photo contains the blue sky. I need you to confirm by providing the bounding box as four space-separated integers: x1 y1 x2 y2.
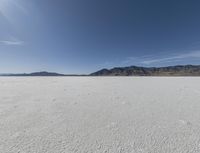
1 0 200 74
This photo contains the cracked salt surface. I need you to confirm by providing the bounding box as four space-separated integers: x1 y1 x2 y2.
0 77 200 153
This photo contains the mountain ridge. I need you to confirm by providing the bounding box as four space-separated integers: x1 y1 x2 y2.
1 65 200 76
90 65 200 76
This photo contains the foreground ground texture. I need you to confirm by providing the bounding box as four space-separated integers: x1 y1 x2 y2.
0 77 200 153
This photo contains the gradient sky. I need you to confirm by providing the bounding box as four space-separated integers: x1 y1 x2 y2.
1 0 200 74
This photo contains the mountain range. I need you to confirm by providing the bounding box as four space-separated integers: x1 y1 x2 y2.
1 65 200 76
90 65 200 76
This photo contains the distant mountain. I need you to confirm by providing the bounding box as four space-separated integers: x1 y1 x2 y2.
29 71 65 76
90 65 200 76
0 71 65 76
2 65 200 76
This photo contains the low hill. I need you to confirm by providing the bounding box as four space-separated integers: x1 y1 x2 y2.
0 71 65 76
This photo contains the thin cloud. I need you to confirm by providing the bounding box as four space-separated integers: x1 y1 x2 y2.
121 55 154 65
141 51 200 65
0 0 28 22
121 57 139 64
0 40 24 46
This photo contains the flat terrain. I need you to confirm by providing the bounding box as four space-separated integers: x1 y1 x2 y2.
0 77 200 153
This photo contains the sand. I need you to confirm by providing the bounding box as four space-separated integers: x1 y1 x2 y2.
0 77 200 153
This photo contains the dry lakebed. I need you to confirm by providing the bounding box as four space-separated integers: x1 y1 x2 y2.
0 77 200 153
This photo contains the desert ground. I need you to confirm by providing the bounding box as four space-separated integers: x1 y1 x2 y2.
0 77 200 153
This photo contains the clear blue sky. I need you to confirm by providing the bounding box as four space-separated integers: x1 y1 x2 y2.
1 0 200 74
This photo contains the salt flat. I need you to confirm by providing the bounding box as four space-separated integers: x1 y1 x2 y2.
0 77 200 153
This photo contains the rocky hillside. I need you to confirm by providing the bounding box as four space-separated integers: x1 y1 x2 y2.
90 65 200 76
